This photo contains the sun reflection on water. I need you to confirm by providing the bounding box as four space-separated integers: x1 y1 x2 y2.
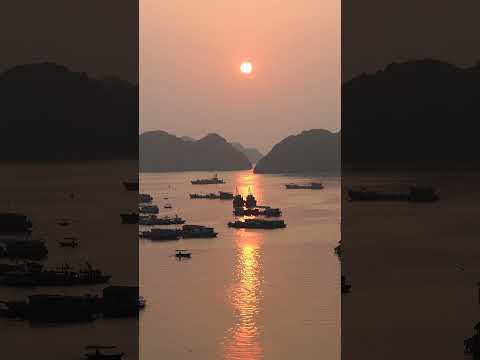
224 230 264 360
234 172 262 205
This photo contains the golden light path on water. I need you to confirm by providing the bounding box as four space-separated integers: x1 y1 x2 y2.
224 172 264 360
235 172 263 205
224 230 264 360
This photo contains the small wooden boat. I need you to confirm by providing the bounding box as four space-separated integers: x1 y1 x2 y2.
58 237 79 248
84 346 124 360
164 203 172 209
57 218 71 226
175 249 191 259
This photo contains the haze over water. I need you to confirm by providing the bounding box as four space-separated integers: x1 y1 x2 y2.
140 170 340 359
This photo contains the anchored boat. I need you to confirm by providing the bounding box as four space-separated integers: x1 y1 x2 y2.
228 219 286 229
191 174 225 185
285 182 324 190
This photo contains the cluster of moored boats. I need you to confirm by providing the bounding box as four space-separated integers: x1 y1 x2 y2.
0 180 148 327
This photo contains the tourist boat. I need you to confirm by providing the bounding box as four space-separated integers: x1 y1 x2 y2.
0 262 37 275
84 346 124 360
228 219 286 229
219 191 234 200
175 249 192 259
57 218 71 226
0 262 111 287
261 207 282 217
120 212 138 224
101 286 144 317
347 186 439 202
139 193 153 204
233 194 245 208
285 182 324 190
191 174 225 185
139 215 185 226
123 180 139 191
2 294 101 322
141 228 180 241
138 205 159 214
0 239 48 260
233 208 260 216
245 193 257 208
334 241 342 257
0 212 33 232
180 225 218 238
58 237 79 247
341 275 351 294
190 193 219 199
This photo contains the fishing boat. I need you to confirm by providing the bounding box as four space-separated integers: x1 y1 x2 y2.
0 262 111 287
58 237 79 247
261 207 282 217
57 218 71 226
138 205 159 214
233 194 245 208
189 193 219 199
139 193 153 204
139 215 185 226
142 228 181 241
228 219 286 229
219 191 234 200
285 182 324 190
123 180 139 191
245 189 257 208
347 186 439 202
84 346 124 360
0 239 48 260
180 225 218 238
341 275 351 294
175 249 192 259
120 212 138 224
2 294 101 322
0 212 33 232
233 208 260 216
191 174 225 185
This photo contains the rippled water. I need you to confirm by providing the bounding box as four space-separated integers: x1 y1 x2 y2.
140 170 340 360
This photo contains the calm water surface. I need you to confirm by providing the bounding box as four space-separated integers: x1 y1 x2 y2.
140 170 340 360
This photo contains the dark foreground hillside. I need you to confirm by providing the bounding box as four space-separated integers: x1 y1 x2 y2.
0 62 138 160
342 59 480 169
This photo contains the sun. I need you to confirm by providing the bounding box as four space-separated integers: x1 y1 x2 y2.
240 61 253 75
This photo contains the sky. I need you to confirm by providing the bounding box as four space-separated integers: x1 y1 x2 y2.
140 0 340 153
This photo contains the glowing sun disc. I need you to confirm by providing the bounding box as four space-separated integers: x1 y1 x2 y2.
240 61 253 75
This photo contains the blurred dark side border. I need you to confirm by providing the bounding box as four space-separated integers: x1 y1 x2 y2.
0 2 139 359
342 1 480 359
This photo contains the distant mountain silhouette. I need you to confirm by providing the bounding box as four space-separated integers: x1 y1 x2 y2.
254 129 340 174
181 136 195 142
231 142 263 164
140 131 252 172
0 62 138 160
343 59 480 169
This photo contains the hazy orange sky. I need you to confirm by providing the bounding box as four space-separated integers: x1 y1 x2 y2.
140 0 340 153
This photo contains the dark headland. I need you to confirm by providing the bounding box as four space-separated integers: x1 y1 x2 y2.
254 129 340 174
0 62 138 160
139 131 252 172
342 59 480 170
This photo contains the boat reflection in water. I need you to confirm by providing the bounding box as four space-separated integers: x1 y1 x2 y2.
224 230 264 360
